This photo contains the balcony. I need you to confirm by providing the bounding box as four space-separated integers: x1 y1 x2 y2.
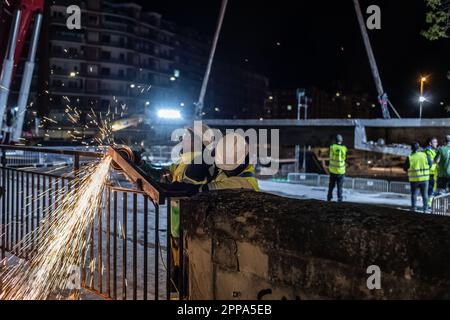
158 52 174 61
51 32 84 43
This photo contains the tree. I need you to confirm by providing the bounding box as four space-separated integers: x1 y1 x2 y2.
423 0 450 97
422 0 450 41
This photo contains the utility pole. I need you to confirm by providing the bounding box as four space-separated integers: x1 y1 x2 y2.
419 77 427 119
295 89 307 172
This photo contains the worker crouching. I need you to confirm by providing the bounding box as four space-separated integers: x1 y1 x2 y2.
404 142 432 213
133 129 259 299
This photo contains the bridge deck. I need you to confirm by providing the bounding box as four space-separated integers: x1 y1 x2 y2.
204 118 450 128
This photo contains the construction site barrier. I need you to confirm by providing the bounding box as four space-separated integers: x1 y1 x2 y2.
287 173 320 186
432 193 450 216
353 178 389 193
0 145 179 300
287 173 408 195
389 181 411 195
318 174 355 189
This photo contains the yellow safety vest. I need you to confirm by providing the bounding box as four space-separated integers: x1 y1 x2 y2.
170 152 206 238
408 152 430 183
424 147 437 177
329 144 347 175
208 165 260 192
170 152 207 185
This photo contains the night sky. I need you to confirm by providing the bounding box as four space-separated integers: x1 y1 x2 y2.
139 0 450 118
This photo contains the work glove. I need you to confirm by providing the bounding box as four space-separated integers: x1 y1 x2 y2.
132 150 144 166
162 182 203 196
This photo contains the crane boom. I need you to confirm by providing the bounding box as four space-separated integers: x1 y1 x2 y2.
353 0 395 119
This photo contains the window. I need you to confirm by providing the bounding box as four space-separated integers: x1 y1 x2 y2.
53 80 63 87
88 15 99 25
88 65 98 74
101 51 111 59
101 68 110 76
101 35 111 43
68 81 78 89
68 48 78 56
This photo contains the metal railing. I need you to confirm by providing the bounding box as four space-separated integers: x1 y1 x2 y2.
285 172 404 194
389 181 411 195
353 178 389 193
0 145 180 300
287 173 319 186
432 193 450 216
318 174 355 189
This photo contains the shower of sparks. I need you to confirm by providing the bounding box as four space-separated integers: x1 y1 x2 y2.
0 156 112 300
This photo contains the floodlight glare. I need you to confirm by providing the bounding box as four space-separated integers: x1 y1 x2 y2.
157 109 182 120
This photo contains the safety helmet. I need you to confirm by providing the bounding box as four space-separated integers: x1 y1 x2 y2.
215 133 248 171
336 134 344 143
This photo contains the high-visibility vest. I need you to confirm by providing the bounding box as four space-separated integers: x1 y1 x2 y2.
424 147 437 177
408 152 430 182
170 152 207 238
208 165 260 192
170 152 207 185
329 144 347 175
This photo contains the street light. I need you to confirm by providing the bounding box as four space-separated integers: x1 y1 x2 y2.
419 76 427 119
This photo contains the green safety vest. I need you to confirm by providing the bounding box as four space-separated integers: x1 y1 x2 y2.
408 152 430 182
437 146 450 178
329 144 347 175
424 147 437 177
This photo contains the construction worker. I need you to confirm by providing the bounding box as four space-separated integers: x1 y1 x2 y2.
1 106 14 145
206 132 259 191
404 142 432 212
327 134 347 202
159 132 259 299
435 135 450 194
133 123 213 298
424 137 439 206
168 132 259 193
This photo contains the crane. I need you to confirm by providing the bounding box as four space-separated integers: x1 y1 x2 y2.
0 0 44 143
353 0 401 119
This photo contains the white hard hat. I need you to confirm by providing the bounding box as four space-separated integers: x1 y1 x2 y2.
215 133 248 171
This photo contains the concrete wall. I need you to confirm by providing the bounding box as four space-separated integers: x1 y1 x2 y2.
181 191 450 300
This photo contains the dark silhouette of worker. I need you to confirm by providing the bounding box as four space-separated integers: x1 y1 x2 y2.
327 134 348 202
424 137 439 207
435 135 450 194
1 106 14 145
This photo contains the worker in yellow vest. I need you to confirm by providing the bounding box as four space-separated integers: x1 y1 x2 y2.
404 142 432 213
161 132 259 299
208 132 259 191
327 134 347 202
170 132 260 193
424 137 439 207
134 123 212 297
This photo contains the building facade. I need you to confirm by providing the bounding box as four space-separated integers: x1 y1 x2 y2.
264 87 379 119
11 0 269 131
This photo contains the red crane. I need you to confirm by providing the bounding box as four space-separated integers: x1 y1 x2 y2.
0 0 44 143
